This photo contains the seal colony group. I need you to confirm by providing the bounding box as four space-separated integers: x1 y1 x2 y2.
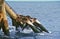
0 0 51 36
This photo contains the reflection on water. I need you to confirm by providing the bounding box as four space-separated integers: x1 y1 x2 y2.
0 25 60 39
0 26 46 39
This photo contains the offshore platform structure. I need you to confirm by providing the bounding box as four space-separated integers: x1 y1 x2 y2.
0 0 50 36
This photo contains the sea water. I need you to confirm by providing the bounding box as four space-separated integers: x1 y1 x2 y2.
0 1 60 39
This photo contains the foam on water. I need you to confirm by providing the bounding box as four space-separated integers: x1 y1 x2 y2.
20 28 33 33
9 25 16 32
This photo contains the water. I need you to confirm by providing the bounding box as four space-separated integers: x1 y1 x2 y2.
0 1 60 39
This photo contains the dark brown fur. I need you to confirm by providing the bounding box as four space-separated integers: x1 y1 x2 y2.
0 0 4 5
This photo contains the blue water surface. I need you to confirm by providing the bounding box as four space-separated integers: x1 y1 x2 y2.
0 1 60 39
